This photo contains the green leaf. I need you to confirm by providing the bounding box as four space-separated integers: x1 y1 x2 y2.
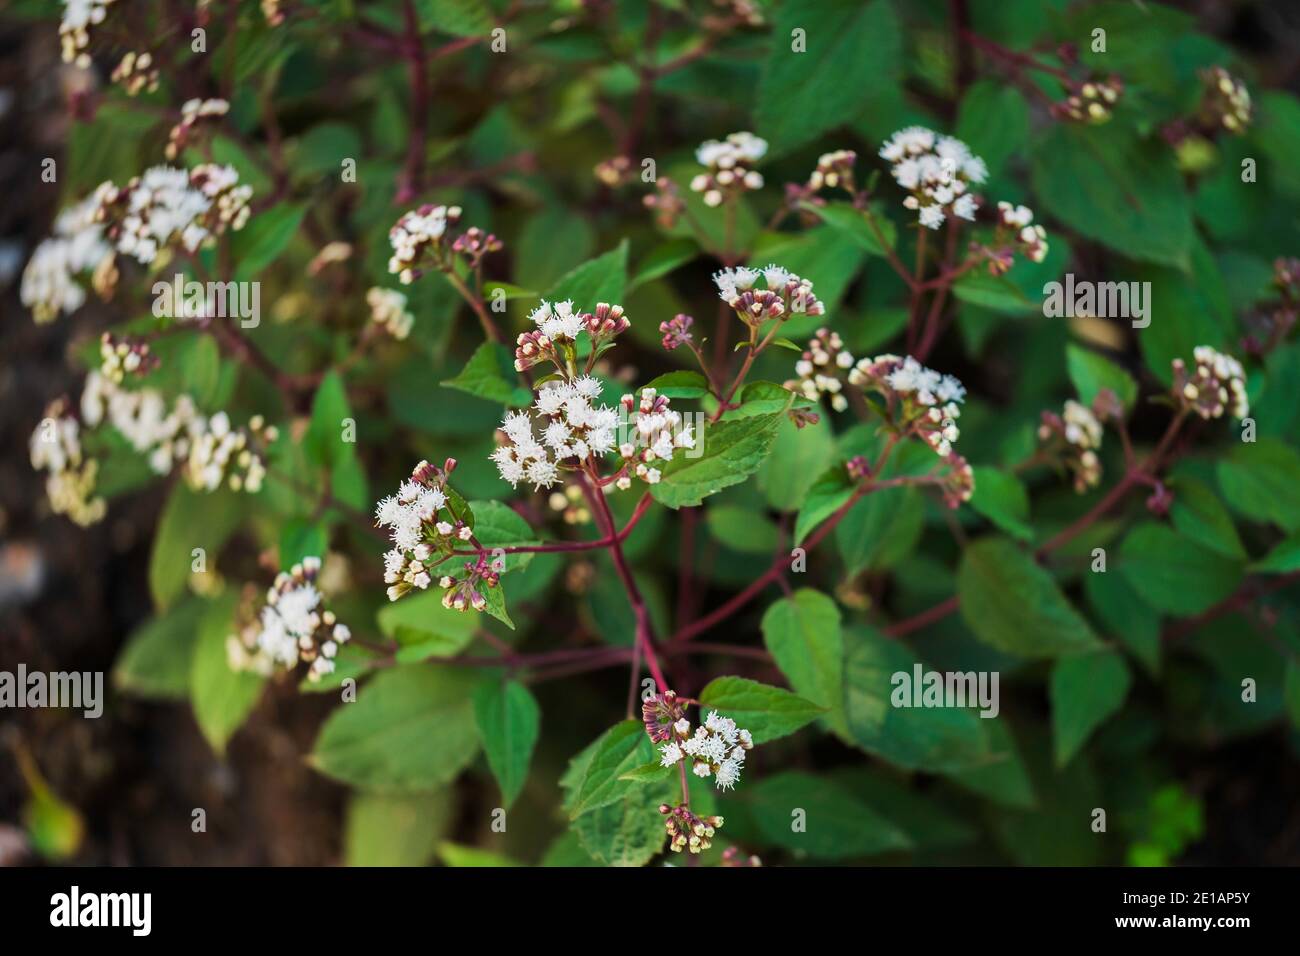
545 239 628 306
629 238 699 290
705 505 779 554
1118 523 1245 615
438 841 523 867
1169 477 1247 560
572 775 673 866
278 519 328 570
1085 570 1161 675
745 771 910 859
345 791 451 867
303 371 353 470
566 720 657 819
835 485 924 575
310 664 482 793
114 597 208 699
1216 438 1300 533
232 202 306 281
958 537 1099 657
650 411 785 509
618 760 675 785
149 484 244 610
955 80 1029 178
1251 535 1300 574
1031 124 1194 268
467 500 538 573
190 591 265 754
761 589 844 730
514 205 596 291
698 676 825 744
799 201 897 257
969 467 1033 541
642 370 710 399
755 0 902 154
756 410 835 511
377 589 480 659
1066 343 1138 411
472 679 540 809
1050 649 1132 767
441 342 532 407
415 0 491 36
794 466 854 545
842 627 995 772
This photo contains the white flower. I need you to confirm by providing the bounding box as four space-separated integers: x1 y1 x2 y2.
660 742 683 767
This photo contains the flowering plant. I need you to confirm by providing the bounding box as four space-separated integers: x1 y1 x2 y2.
8 0 1300 870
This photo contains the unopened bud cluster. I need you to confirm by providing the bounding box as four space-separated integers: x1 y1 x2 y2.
366 287 414 340
660 803 726 855
614 388 695 488
643 177 686 229
1038 399 1105 492
1199 67 1252 134
1051 76 1122 124
166 99 229 160
29 398 106 527
390 205 478 283
111 51 159 96
60 0 115 68
658 313 694 351
691 132 767 207
808 150 857 193
992 202 1049 268
227 557 353 681
99 332 158 384
1172 347 1249 420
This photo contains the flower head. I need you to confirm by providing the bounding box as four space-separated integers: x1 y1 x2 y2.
1172 346 1248 420
879 127 987 230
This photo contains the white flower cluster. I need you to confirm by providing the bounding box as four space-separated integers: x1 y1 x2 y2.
60 0 115 68
613 387 694 488
879 126 987 229
790 328 855 411
1172 346 1249 420
98 164 252 265
789 339 975 505
110 50 158 96
227 557 352 681
375 459 481 603
995 202 1049 265
513 300 629 372
713 263 825 324
659 710 754 792
80 370 274 492
166 98 230 160
366 288 414 340
492 378 621 491
98 332 155 384
29 399 106 527
691 132 767 207
387 204 460 283
20 190 114 324
1039 399 1104 492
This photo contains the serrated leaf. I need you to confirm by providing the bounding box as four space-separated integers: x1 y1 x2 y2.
698 676 824 744
969 467 1033 541
650 411 785 509
190 591 265 754
441 342 532 407
761 590 844 731
567 719 657 819
310 664 481 793
1118 523 1245 615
